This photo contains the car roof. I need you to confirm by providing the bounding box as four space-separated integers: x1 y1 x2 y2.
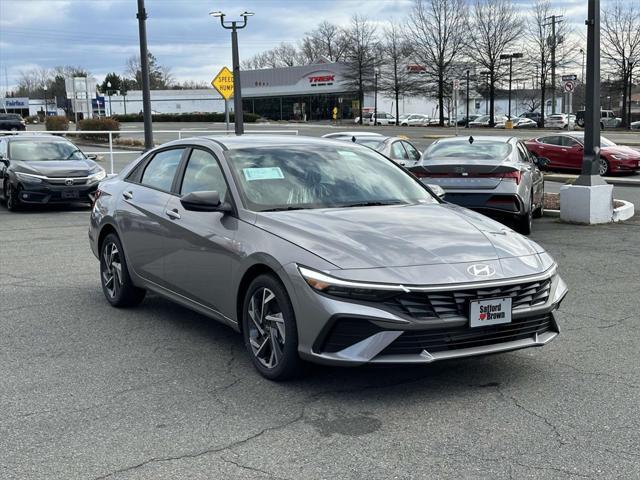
322 131 384 138
200 134 372 150
432 135 516 144
5 134 62 142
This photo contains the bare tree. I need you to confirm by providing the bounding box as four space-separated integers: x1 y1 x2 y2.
378 22 418 122
408 0 468 126
526 0 574 127
602 0 640 127
520 89 542 112
342 15 380 124
467 0 524 126
125 52 172 89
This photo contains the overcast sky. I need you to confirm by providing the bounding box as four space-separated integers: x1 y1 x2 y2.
0 0 590 92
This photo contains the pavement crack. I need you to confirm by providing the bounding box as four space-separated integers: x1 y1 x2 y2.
220 456 293 480
92 412 305 480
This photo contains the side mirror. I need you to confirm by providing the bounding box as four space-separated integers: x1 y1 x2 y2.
180 190 232 213
0 157 8 167
87 154 98 160
427 184 446 199
534 156 550 169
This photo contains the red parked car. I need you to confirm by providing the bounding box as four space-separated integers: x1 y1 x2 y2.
524 132 640 176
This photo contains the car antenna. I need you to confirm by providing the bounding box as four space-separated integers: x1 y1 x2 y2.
469 136 474 144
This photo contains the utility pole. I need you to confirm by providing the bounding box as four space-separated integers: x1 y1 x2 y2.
544 14 563 115
500 53 523 125
211 11 253 135
137 0 154 150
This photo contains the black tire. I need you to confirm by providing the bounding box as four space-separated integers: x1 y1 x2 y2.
515 196 533 235
242 274 303 381
5 182 21 212
100 233 146 307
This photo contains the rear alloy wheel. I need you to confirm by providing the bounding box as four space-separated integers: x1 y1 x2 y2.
100 233 146 307
599 158 610 176
5 183 21 212
515 196 533 235
242 274 302 381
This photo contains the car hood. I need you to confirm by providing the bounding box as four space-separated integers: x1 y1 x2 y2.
13 159 98 177
255 203 545 271
603 145 640 157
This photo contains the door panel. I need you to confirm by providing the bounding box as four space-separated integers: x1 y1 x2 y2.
116 184 172 286
163 148 238 318
116 148 185 287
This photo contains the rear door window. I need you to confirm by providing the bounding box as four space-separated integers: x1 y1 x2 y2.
538 136 562 146
390 141 409 160
140 148 184 192
402 141 421 161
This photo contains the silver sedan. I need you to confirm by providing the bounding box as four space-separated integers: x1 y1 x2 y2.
89 135 566 380
408 136 547 234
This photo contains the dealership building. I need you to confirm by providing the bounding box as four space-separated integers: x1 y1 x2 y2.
103 62 372 120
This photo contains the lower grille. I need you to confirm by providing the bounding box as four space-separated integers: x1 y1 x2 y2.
380 314 553 356
321 318 383 353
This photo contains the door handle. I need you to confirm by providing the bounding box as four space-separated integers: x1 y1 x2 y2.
123 191 133 200
165 209 181 220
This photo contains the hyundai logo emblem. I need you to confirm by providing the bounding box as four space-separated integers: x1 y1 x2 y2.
65 178 74 186
467 264 496 277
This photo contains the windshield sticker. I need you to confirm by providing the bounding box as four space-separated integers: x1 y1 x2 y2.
243 167 285 181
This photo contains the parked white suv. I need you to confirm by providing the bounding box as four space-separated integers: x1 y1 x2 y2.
575 110 621 129
546 113 576 129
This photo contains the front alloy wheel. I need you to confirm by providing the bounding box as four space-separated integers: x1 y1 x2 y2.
248 288 286 370
599 158 610 176
243 274 302 380
102 241 123 300
6 183 20 211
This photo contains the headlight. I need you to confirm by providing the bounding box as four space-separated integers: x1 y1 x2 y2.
298 266 404 300
611 154 629 160
88 169 106 183
15 172 44 184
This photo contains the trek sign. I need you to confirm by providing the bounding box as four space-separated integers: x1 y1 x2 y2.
211 66 234 100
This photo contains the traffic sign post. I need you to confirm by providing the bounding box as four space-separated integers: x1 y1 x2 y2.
564 80 575 130
211 66 234 133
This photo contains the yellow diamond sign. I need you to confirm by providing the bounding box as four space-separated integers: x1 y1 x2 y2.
211 66 234 100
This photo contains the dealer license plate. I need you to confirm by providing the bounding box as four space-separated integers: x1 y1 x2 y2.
61 190 80 199
469 297 512 328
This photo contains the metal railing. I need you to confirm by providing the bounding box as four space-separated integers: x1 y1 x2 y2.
2 129 299 174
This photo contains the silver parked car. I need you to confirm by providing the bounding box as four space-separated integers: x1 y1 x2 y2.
408 136 547 234
89 135 567 380
399 114 429 127
321 132 421 166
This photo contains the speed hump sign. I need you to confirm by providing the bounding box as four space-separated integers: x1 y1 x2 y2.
564 81 575 93
211 66 234 100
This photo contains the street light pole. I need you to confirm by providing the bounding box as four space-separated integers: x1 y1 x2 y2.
211 11 253 135
373 68 378 126
500 53 523 120
480 70 490 114
575 0 605 186
465 69 470 128
43 85 48 118
107 81 113 117
580 48 585 83
136 0 154 150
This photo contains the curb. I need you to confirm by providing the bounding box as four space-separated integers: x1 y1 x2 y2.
613 199 635 222
544 173 640 187
545 209 560 217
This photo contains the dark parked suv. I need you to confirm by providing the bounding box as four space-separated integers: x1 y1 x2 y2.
0 113 27 131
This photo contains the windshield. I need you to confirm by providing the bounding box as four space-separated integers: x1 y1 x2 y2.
424 140 512 160
9 140 85 161
225 145 436 212
473 115 489 122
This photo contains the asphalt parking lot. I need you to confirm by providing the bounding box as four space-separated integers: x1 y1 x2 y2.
1 197 639 479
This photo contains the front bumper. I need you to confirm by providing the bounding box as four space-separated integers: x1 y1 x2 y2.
286 263 567 366
610 158 640 173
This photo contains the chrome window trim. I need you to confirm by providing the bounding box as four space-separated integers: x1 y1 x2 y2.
299 264 557 293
